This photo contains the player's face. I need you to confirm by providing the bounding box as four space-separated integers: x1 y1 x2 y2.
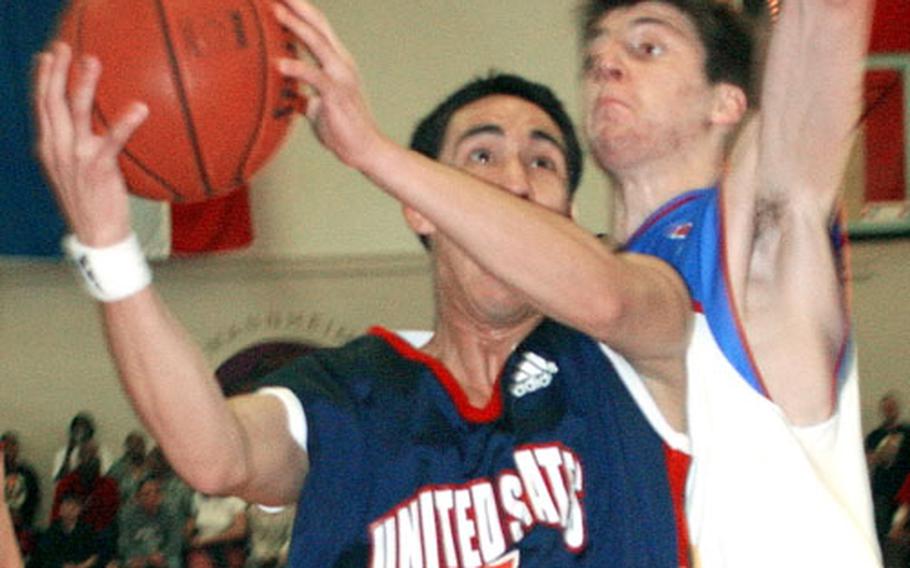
582 2 719 171
431 95 572 323
438 95 571 216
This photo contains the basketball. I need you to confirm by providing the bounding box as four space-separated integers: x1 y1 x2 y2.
57 0 302 202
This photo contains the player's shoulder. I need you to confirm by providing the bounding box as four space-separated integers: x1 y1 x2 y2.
521 319 597 356
307 332 389 367
296 331 429 398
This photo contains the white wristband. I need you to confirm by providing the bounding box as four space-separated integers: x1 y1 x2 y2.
62 232 152 302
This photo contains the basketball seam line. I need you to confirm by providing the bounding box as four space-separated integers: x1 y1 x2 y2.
74 0 181 201
236 0 269 188
155 0 216 200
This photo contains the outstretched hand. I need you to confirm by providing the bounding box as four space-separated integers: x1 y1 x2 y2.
34 42 148 247
273 0 388 171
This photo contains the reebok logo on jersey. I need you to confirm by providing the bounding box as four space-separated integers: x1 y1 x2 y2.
666 222 693 240
369 444 586 568
509 352 558 398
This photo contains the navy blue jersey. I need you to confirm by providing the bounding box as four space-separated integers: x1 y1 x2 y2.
260 319 681 567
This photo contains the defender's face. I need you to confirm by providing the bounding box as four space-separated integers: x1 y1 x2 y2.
582 2 716 171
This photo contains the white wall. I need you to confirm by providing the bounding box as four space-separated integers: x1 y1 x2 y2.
246 0 611 258
852 239 910 426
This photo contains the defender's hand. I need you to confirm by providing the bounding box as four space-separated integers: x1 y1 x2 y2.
273 0 388 171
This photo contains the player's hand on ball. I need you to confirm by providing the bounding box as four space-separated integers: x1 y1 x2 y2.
274 0 387 171
34 42 148 247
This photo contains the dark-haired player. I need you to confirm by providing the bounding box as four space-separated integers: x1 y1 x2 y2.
35 31 691 567
275 0 880 565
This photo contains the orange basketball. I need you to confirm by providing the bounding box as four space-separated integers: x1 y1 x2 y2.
57 0 302 202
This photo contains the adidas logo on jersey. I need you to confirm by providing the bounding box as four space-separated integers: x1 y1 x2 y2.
509 352 558 398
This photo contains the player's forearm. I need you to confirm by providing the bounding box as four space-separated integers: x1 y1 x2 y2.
358 139 689 353
101 287 252 495
759 0 873 201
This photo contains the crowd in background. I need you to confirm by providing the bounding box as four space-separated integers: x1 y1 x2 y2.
3 412 294 568
867 392 910 568
9 393 910 567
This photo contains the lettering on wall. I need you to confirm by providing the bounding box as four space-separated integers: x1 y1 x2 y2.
203 310 359 361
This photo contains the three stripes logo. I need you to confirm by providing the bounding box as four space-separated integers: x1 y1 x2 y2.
509 352 558 398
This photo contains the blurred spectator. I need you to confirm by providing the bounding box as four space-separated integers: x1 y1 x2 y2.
867 392 910 549
108 431 149 503
1 443 25 568
1 431 39 557
116 476 184 568
145 447 193 524
887 473 910 567
51 441 119 566
33 492 100 568
52 412 113 482
186 492 247 568
245 505 294 568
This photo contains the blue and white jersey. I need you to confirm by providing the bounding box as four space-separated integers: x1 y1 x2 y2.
625 187 879 567
259 319 684 567
624 188 762 392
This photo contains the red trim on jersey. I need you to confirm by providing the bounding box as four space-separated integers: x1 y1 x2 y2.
663 443 692 568
716 183 772 399
627 193 703 244
369 326 503 424
717 182 849 411
831 205 855 408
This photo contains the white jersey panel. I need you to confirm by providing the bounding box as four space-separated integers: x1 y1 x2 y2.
686 315 879 567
